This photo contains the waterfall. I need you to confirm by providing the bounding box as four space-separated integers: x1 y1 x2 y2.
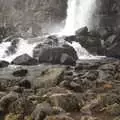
63 0 96 35
0 0 101 62
61 0 101 59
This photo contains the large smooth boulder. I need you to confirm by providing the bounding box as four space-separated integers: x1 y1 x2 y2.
11 54 38 65
0 61 9 68
33 44 78 65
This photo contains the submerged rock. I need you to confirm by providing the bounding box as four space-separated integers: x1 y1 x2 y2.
12 69 28 77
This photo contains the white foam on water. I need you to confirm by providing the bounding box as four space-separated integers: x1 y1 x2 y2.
0 38 37 62
67 41 105 59
0 42 11 59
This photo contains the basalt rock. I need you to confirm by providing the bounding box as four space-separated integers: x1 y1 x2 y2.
11 54 38 65
33 44 78 65
0 61 9 68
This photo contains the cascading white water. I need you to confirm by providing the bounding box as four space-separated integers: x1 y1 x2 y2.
62 0 102 59
63 0 96 35
0 38 37 62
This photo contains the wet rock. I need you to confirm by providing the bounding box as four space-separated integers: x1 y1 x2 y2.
88 30 101 38
44 114 75 120
97 27 113 40
64 71 73 76
63 75 74 81
60 53 76 65
75 27 88 36
69 81 82 92
75 61 100 71
12 69 28 77
78 36 103 55
49 93 80 112
104 34 116 47
99 63 116 71
65 35 76 43
11 54 38 65
82 71 99 81
33 44 78 65
18 80 31 89
0 61 9 68
47 35 58 45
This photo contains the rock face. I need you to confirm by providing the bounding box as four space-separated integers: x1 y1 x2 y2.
104 32 120 58
0 0 67 36
93 0 120 31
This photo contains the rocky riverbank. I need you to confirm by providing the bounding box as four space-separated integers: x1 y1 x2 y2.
0 57 120 120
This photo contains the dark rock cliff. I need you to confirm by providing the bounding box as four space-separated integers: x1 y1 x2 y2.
93 0 120 31
0 0 67 36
